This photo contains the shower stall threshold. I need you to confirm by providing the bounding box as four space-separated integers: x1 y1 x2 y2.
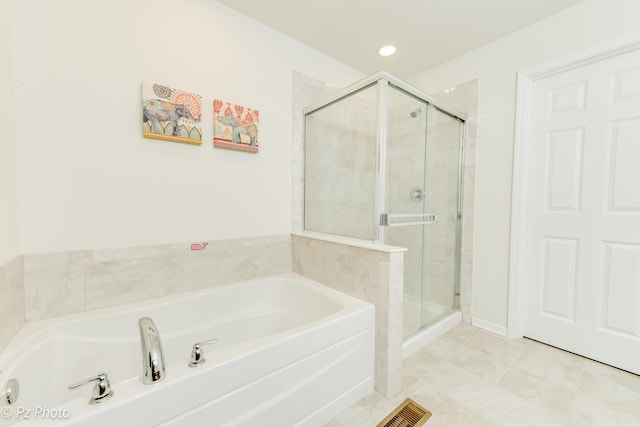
402 311 461 358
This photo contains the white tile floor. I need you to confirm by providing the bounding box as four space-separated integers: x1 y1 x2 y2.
326 323 640 426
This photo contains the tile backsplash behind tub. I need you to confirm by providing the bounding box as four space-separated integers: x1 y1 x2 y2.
23 235 292 322
0 255 25 352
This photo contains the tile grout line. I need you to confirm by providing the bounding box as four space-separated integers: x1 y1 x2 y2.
561 358 587 427
461 337 530 426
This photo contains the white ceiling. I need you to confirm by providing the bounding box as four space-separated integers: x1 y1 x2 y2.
217 0 584 79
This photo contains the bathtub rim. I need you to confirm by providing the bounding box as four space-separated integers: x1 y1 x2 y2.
0 272 372 379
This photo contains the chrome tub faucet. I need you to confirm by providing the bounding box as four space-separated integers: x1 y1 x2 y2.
138 317 166 384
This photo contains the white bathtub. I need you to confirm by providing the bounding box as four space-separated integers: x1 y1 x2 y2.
0 273 374 426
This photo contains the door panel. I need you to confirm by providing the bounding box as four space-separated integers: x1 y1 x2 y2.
607 118 640 210
544 128 584 212
601 242 640 337
523 47 640 374
541 237 578 321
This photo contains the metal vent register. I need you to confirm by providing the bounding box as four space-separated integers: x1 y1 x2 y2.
376 398 432 427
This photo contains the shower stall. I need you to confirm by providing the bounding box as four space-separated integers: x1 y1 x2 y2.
303 72 465 346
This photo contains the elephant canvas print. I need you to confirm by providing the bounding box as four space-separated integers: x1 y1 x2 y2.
142 83 202 145
213 99 259 153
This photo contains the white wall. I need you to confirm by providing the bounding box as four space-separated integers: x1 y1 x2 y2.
0 0 20 263
8 0 362 253
409 0 640 329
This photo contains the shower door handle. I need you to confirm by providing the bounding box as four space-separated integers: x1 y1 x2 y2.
380 213 438 227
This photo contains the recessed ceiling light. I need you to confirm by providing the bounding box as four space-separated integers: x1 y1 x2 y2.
378 45 397 57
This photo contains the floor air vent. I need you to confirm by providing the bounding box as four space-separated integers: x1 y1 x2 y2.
376 398 432 427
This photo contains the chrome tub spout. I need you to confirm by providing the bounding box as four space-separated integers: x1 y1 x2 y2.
138 317 166 384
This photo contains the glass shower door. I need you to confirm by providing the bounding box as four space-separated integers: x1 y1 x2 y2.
304 84 379 241
383 86 462 339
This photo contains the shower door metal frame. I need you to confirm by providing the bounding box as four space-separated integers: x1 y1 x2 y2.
375 79 389 244
302 71 467 123
302 71 467 308
454 122 466 308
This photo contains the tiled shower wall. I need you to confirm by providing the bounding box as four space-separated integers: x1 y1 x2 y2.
422 109 464 309
431 80 479 323
304 88 378 240
385 102 429 305
291 70 340 233
15 235 291 323
0 256 25 352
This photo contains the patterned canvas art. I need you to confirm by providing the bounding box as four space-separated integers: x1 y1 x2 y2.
142 83 202 145
213 99 259 153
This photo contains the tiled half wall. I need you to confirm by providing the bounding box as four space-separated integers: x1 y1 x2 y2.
292 233 405 398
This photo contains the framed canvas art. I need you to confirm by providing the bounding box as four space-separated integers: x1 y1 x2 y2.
213 99 259 153
142 83 202 145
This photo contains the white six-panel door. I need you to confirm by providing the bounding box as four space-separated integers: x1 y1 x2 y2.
521 46 640 374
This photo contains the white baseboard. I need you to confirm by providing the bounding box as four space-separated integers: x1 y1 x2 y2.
471 317 508 337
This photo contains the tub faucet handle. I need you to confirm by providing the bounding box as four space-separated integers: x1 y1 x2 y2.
189 338 218 367
68 372 114 405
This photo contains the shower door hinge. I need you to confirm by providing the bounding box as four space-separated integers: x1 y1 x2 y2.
456 211 462 221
